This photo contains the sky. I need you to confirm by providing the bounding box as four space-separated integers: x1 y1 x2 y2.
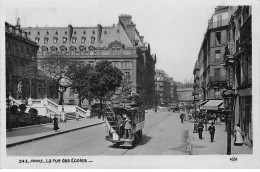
3 0 227 83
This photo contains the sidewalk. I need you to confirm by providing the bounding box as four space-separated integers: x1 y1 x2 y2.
188 121 253 155
6 117 105 148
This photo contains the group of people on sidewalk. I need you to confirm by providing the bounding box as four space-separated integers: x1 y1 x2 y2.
194 119 244 146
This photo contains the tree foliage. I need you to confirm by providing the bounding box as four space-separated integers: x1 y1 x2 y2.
88 60 123 113
65 61 94 107
40 55 72 104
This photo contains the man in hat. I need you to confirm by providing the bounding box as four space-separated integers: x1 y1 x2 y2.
208 122 215 143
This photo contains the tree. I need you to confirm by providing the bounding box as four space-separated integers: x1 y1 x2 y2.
65 61 94 107
113 74 133 103
40 55 71 105
88 60 123 117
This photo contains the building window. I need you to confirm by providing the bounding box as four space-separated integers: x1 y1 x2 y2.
70 88 75 97
125 72 131 79
81 37 86 43
61 48 67 55
215 50 221 62
14 43 18 52
215 32 221 45
124 61 131 68
26 48 30 56
91 36 95 43
63 37 67 44
20 46 24 54
35 37 40 43
55 31 58 35
37 31 40 35
53 37 58 44
6 41 10 50
44 37 49 44
51 48 57 55
46 31 49 35
83 30 86 34
89 49 94 55
89 61 94 66
92 30 95 34
65 31 67 35
104 30 107 34
72 37 77 43
74 31 77 35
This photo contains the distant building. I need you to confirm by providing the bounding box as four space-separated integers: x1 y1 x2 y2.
154 69 178 106
176 82 194 106
23 15 156 107
5 19 57 100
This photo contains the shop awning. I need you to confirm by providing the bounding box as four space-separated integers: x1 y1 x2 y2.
197 100 209 106
219 103 224 109
200 100 223 110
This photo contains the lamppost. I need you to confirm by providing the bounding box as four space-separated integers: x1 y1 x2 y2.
221 87 237 155
60 86 66 122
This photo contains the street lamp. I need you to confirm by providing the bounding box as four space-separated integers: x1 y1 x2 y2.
60 86 66 122
221 87 238 155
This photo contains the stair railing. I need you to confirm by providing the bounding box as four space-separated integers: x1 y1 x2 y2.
75 106 89 118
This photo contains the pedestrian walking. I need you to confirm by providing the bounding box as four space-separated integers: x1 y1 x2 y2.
216 115 221 125
53 116 59 132
123 114 132 139
208 122 215 142
180 113 185 123
197 120 204 139
234 123 243 146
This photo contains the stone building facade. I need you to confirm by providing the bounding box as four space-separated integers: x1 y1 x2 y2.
23 15 156 107
193 6 252 147
224 6 252 147
5 19 57 100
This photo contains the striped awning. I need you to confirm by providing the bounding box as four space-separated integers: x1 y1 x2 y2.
200 100 223 110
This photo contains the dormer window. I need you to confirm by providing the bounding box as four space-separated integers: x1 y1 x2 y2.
91 36 95 43
72 37 77 43
81 37 86 43
53 37 58 44
35 37 40 44
63 37 67 44
44 37 49 44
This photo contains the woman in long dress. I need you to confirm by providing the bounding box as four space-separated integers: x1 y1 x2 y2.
234 123 243 146
53 116 59 132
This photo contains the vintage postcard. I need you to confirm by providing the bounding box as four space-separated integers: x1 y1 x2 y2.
0 0 260 169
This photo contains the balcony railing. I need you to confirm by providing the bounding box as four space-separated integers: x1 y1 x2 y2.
208 19 229 29
240 16 251 44
209 76 227 83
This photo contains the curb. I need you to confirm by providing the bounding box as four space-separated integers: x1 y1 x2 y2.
6 121 105 148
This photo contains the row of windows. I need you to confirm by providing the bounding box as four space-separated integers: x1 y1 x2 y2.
36 36 95 44
39 46 124 56
6 40 35 57
28 30 108 36
112 61 132 69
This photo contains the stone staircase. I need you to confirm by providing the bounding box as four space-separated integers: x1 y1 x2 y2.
8 96 90 122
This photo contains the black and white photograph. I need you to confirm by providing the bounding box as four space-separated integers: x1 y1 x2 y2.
0 0 260 169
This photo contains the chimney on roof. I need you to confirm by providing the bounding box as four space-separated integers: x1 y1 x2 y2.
15 18 21 30
97 24 102 46
68 24 73 43
119 14 136 45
